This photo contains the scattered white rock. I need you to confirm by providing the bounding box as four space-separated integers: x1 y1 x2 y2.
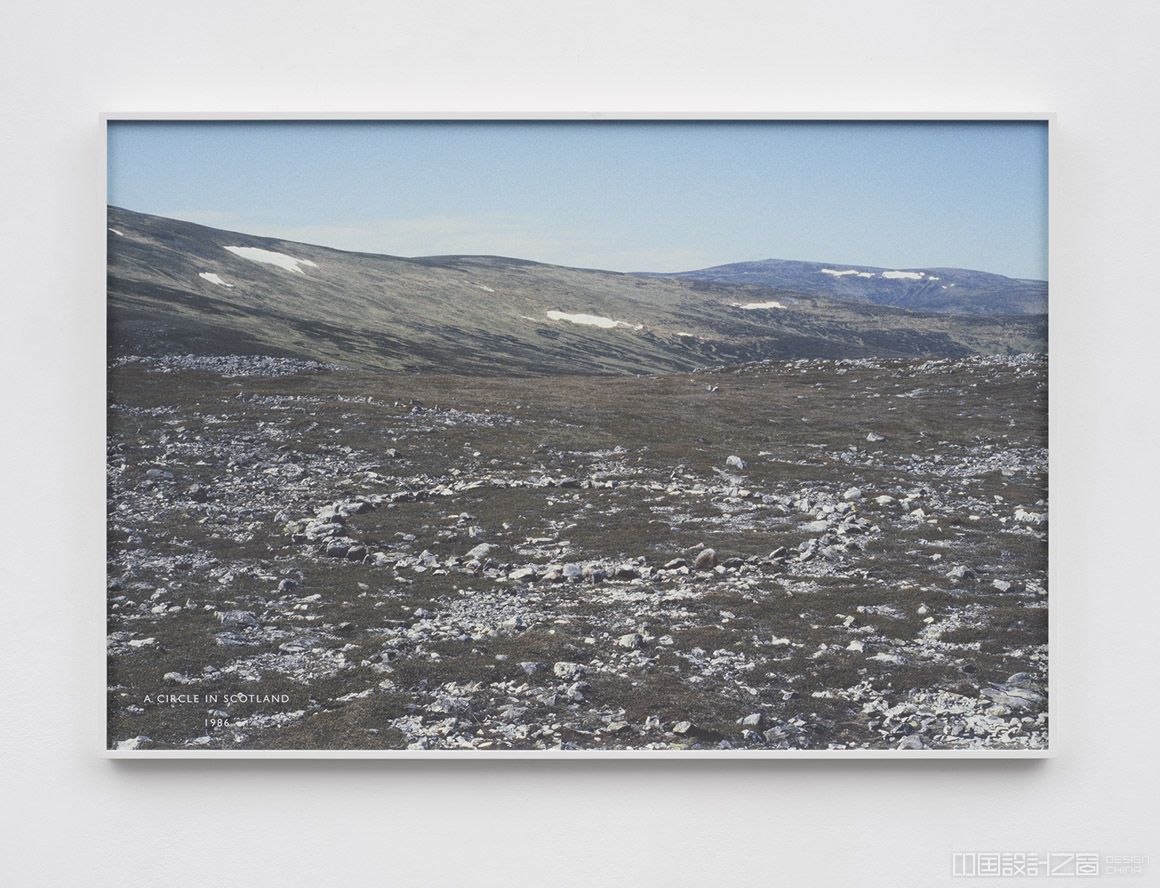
1014 508 1046 525
553 661 586 681
466 543 493 561
114 736 151 751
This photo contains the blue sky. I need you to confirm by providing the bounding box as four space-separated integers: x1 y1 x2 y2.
108 120 1048 280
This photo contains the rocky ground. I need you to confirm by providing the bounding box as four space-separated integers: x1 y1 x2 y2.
107 353 1047 751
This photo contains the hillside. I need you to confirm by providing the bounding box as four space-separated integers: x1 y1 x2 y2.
658 258 1047 316
107 207 1046 375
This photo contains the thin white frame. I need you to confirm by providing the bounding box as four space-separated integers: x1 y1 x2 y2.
100 112 1054 759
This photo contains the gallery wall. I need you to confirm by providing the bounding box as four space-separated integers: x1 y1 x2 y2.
1 1 1156 885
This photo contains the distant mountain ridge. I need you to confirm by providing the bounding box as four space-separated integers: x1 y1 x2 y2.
655 258 1047 316
107 206 1046 375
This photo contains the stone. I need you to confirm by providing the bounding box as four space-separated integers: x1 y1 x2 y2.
897 734 926 750
692 548 716 571
324 537 356 558
1013 508 1046 525
501 615 527 632
187 483 209 502
842 486 863 501
553 661 586 681
279 635 321 654
739 713 762 727
616 632 643 649
509 566 537 582
303 520 345 540
991 579 1012 592
982 677 1045 712
763 726 788 744
726 455 746 470
672 720 693 734
465 543 493 561
114 736 152 751
663 558 688 570
866 432 885 442
145 468 174 481
874 495 895 505
218 610 259 629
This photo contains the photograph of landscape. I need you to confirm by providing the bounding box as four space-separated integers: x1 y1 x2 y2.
106 119 1048 753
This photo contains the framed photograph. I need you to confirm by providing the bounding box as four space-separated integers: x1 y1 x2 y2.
104 114 1049 757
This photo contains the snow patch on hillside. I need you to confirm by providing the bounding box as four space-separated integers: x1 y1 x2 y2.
108 228 124 237
821 268 874 278
546 310 628 329
224 246 318 274
198 272 234 288
822 267 938 282
734 300 786 310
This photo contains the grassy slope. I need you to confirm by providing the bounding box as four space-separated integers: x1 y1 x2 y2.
108 207 1046 375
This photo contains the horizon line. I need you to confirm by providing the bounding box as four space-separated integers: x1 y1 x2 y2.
107 203 1048 283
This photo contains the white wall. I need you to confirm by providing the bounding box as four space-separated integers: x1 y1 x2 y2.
1 2 1156 885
